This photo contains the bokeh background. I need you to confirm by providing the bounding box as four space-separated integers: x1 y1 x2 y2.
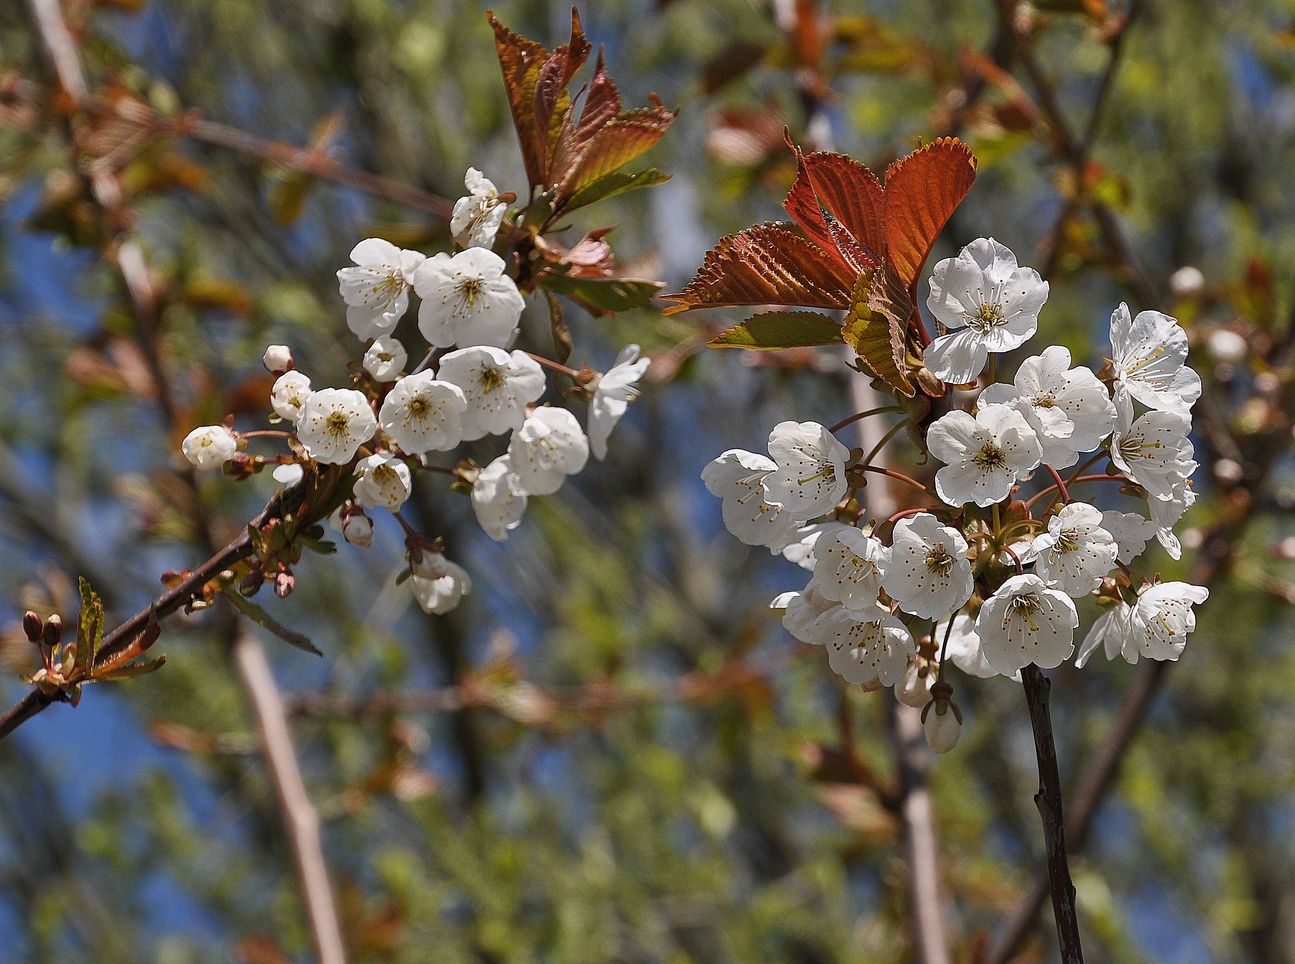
3 0 1295 960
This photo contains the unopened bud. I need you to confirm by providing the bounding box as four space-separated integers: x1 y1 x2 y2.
262 344 294 374
22 611 43 644
239 569 265 597
342 513 373 548
922 698 963 753
915 366 946 398
896 658 933 708
273 567 295 599
42 614 63 648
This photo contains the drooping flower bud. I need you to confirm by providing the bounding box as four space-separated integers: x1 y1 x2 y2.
342 512 374 548
923 700 963 753
22 611 43 644
895 656 934 708
262 344 294 374
42 614 63 649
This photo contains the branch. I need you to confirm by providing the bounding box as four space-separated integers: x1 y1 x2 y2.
1019 665 1084 962
230 624 346 964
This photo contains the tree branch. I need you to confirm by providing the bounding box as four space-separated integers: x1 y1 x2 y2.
1019 665 1084 963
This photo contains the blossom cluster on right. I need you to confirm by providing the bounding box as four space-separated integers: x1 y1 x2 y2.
703 237 1209 752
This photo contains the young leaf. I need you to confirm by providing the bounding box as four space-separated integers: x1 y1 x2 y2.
710 311 843 350
663 222 855 313
882 137 978 285
557 107 676 202
221 591 323 656
784 147 885 272
842 264 915 397
541 274 663 314
563 168 670 212
75 577 104 678
97 655 168 680
488 11 552 186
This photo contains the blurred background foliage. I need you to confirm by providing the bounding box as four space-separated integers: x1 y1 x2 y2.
2 0 1295 961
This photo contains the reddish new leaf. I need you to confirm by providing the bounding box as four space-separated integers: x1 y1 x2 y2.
882 137 977 286
784 146 885 272
662 223 855 313
557 105 675 201
488 11 549 186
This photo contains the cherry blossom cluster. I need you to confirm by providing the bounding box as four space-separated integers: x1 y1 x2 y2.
181 169 650 616
704 238 1209 751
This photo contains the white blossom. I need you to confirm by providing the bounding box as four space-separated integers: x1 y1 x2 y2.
781 522 851 571
507 407 589 495
378 372 467 454
1030 502 1118 597
763 421 851 518
1075 601 1136 668
472 455 528 541
182 425 237 470
363 337 406 381
881 514 974 620
923 238 1049 384
1109 303 1201 416
437 346 545 440
934 614 998 679
702 450 800 551
807 528 888 611
337 238 425 339
896 657 935 707
450 168 507 250
924 702 962 753
1108 407 1196 501
1129 581 1209 661
262 344 293 374
413 248 524 349
815 608 914 687
979 346 1116 468
329 504 373 548
1101 510 1159 565
411 552 472 615
770 588 839 643
295 388 377 465
272 463 304 488
928 404 1042 507
352 453 413 511
589 344 651 460
271 370 312 423
1147 478 1196 560
976 574 1079 675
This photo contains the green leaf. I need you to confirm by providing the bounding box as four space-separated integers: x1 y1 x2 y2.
540 273 663 314
709 311 844 351
842 264 916 397
222 591 323 657
75 577 104 677
563 168 671 212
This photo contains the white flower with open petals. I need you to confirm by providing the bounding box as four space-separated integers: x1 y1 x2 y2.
935 614 1001 679
411 552 472 615
979 346 1116 468
977 574 1079 675
378 372 467 454
1108 408 1196 500
352 453 412 512
413 248 524 349
807 528 889 611
271 370 312 423
1147 479 1196 560
362 337 406 382
923 238 1049 384
781 522 850 571
1109 303 1201 416
590 344 651 460
881 514 973 620
296 388 377 465
437 346 545 440
472 455 528 542
770 588 839 643
1030 502 1118 597
337 238 425 339
813 608 914 687
928 404 1042 507
763 421 851 518
451 168 507 250
1129 581 1208 661
703 450 801 551
1075 601 1136 668
1100 510 1159 565
507 407 589 496
182 425 237 470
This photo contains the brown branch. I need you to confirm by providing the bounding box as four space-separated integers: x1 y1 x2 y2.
1019 665 1084 963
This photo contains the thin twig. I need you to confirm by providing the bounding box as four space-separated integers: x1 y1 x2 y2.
1020 665 1084 963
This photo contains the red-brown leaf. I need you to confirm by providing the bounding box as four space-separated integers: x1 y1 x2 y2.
556 106 675 201
784 147 885 273
488 11 549 186
882 137 977 286
662 223 856 313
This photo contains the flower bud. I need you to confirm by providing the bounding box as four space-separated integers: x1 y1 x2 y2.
22 611 43 644
42 614 62 648
923 699 963 753
239 568 265 597
896 657 933 708
273 566 295 599
342 512 374 548
262 344 294 374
